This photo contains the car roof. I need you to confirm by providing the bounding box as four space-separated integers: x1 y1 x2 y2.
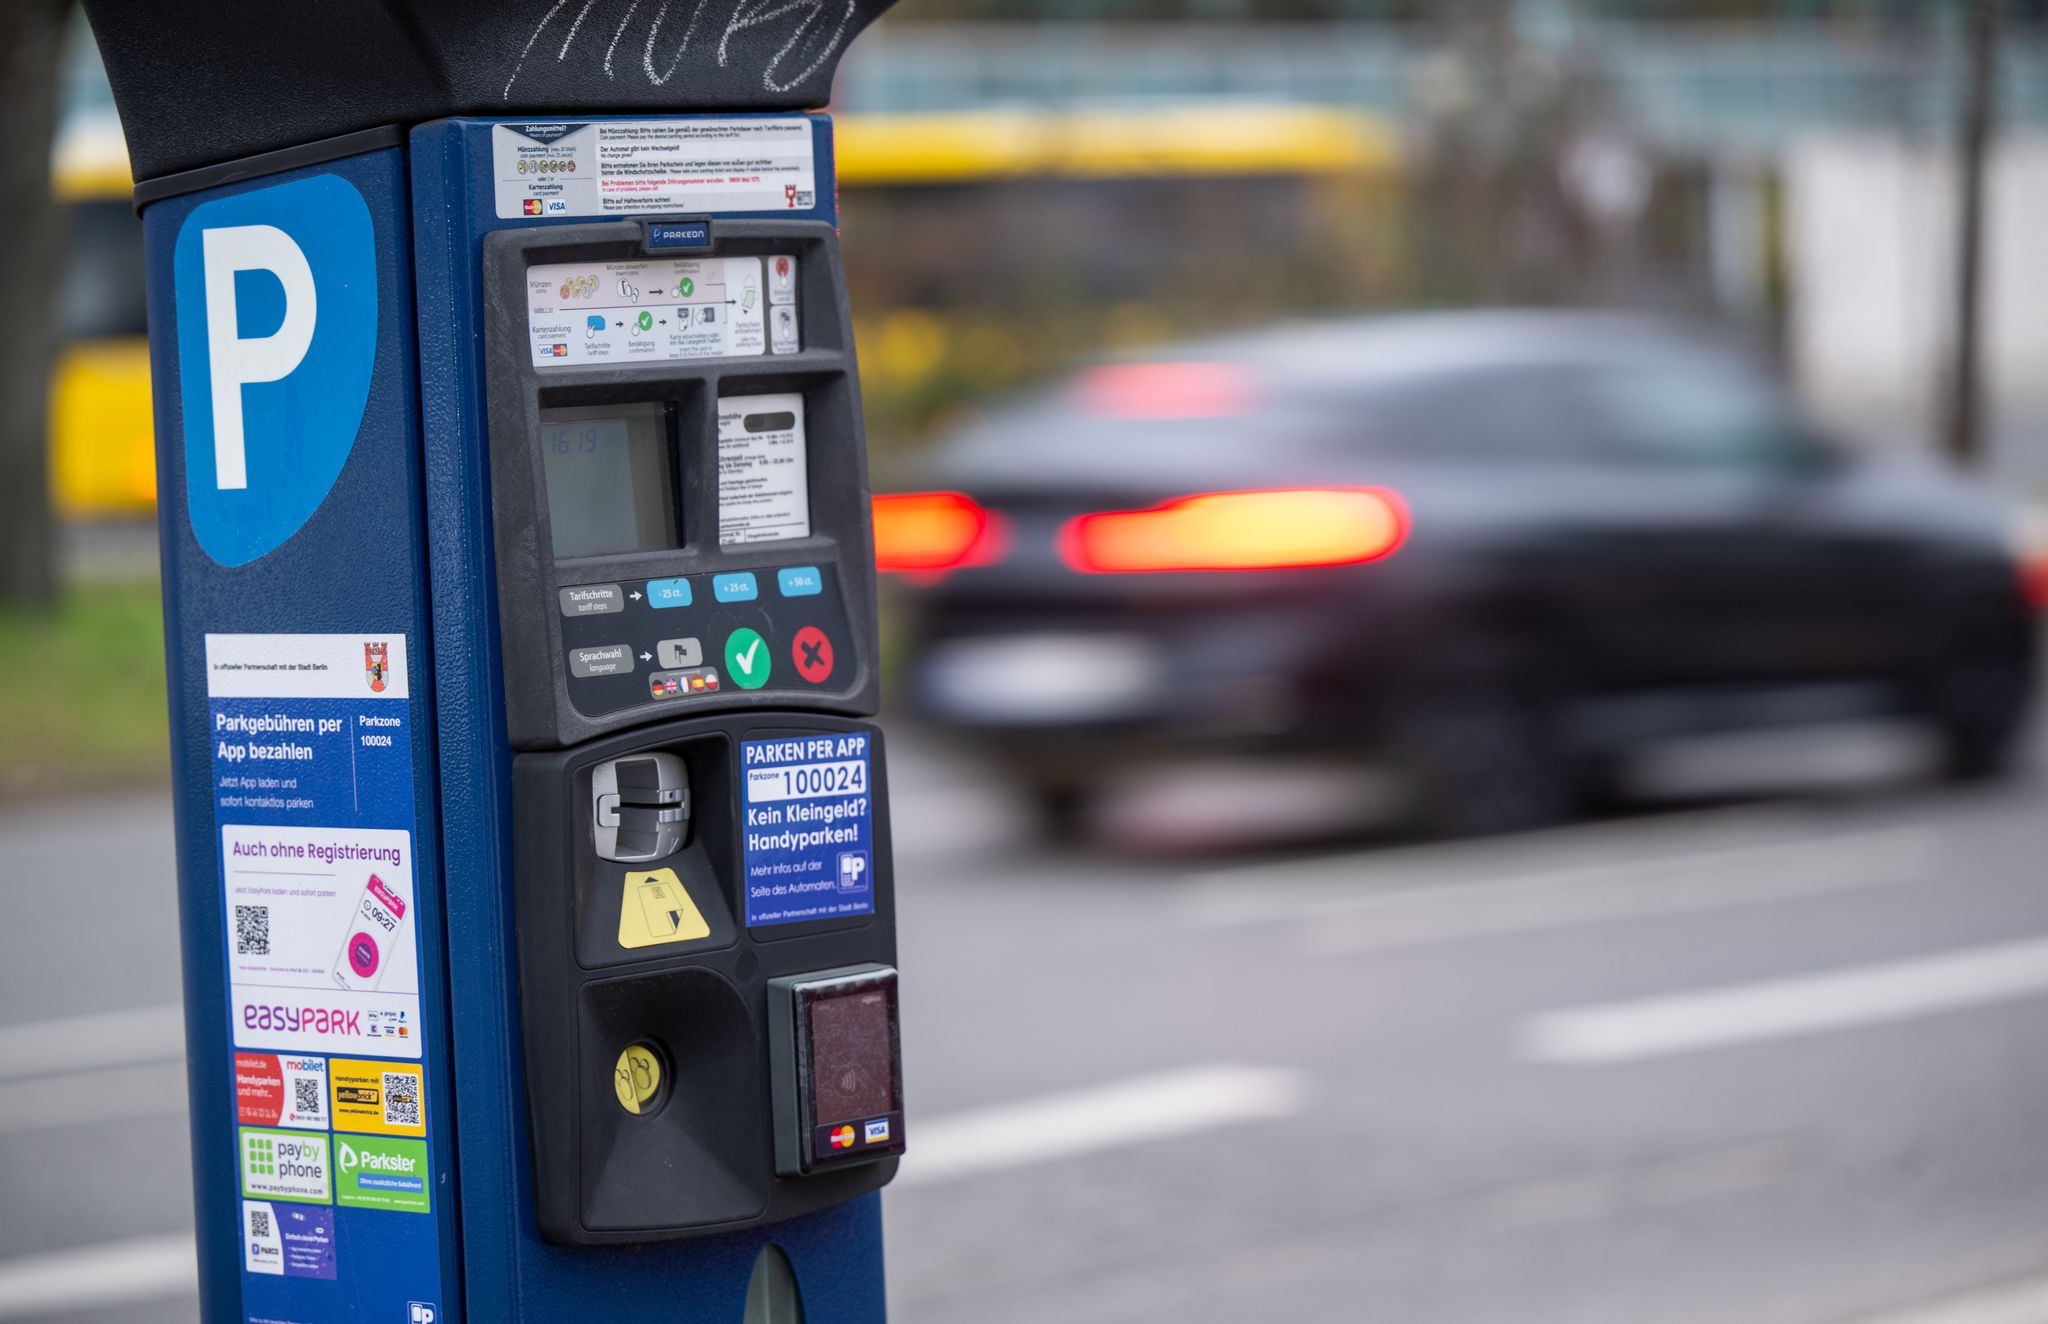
1097 310 1709 392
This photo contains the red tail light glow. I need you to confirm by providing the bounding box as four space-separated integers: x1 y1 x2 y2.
1060 487 1408 574
872 492 1008 574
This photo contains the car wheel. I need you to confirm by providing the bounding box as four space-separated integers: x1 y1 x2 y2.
1929 642 2033 782
1395 692 1576 838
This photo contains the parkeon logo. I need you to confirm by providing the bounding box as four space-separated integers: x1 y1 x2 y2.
173 173 378 566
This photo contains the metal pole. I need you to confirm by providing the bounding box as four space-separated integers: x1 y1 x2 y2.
1945 0 1999 466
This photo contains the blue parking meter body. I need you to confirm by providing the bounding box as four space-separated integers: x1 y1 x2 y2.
92 6 903 1318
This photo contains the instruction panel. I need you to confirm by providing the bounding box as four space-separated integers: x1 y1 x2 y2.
741 733 875 927
718 393 811 545
493 118 817 219
528 255 799 366
206 632 442 1319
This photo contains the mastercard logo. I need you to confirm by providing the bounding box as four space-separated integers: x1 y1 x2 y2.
828 1125 856 1150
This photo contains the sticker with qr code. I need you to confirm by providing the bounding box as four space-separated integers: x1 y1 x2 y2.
236 1052 329 1131
329 1058 425 1137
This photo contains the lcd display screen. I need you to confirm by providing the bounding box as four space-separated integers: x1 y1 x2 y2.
539 404 675 559
808 984 897 1123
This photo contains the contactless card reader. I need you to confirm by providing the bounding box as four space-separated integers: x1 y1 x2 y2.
491 210 902 1246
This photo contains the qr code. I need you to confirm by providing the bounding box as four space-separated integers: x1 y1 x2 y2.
248 1207 271 1238
384 1072 420 1127
234 905 269 956
293 1077 322 1117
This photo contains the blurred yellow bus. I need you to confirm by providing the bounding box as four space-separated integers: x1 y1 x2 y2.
51 118 154 517
44 103 1392 520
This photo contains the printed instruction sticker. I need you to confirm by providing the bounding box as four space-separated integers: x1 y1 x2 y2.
208 633 424 1061
244 1200 284 1276
526 256 781 366
329 1059 426 1138
236 1053 330 1130
717 394 810 545
335 1135 431 1214
493 119 817 220
742 733 875 927
240 1128 332 1205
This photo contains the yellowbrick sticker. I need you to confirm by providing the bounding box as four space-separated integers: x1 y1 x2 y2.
617 868 710 950
328 1059 426 1137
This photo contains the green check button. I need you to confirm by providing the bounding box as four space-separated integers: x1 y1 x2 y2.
724 628 769 689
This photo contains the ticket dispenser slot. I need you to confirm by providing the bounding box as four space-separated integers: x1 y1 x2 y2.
487 216 899 1246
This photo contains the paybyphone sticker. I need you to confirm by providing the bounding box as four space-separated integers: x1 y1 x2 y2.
741 734 874 927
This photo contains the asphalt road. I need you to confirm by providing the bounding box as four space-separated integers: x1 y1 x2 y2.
5 717 2048 1324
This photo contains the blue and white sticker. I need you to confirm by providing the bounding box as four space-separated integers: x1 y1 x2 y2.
173 174 378 566
742 734 874 927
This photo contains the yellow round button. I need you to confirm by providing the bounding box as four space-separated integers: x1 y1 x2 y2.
613 1043 664 1115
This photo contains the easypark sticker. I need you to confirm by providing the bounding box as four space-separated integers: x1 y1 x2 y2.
239 1128 331 1205
329 1059 425 1137
236 1053 329 1130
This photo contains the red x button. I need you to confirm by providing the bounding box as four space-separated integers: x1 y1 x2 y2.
791 626 835 684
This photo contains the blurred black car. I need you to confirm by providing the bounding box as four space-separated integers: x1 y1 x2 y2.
878 313 2038 837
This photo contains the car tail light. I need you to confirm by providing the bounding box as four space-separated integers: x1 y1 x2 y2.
1073 362 1257 420
872 492 1008 574
1059 487 1408 574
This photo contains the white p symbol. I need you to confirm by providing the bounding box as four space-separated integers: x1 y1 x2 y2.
201 225 317 490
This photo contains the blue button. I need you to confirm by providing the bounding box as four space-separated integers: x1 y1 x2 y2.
712 572 758 603
646 577 692 609
777 566 823 598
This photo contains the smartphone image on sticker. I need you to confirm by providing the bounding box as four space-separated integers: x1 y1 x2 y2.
332 873 407 992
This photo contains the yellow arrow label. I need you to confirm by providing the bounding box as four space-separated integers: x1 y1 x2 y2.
617 867 710 949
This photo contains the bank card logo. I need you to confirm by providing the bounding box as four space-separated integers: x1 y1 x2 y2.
829 1124 856 1150
864 1119 891 1144
523 198 544 215
173 173 377 566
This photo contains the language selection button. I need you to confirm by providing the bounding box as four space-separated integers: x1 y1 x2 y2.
558 584 624 617
657 638 703 669
724 628 770 689
569 644 635 678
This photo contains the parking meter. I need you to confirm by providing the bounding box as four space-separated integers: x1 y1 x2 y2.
82 3 901 1320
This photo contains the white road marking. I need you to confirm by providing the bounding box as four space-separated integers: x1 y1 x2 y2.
0 1062 190 1134
1833 1272 2048 1324
893 1064 1305 1188
0 1233 195 1320
0 1004 183 1083
1306 828 1933 955
1522 936 2048 1065
1180 810 1914 930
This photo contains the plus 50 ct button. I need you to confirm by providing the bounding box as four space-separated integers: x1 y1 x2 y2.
712 572 758 603
777 566 823 597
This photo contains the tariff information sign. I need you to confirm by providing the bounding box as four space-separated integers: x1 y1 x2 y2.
741 733 874 927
